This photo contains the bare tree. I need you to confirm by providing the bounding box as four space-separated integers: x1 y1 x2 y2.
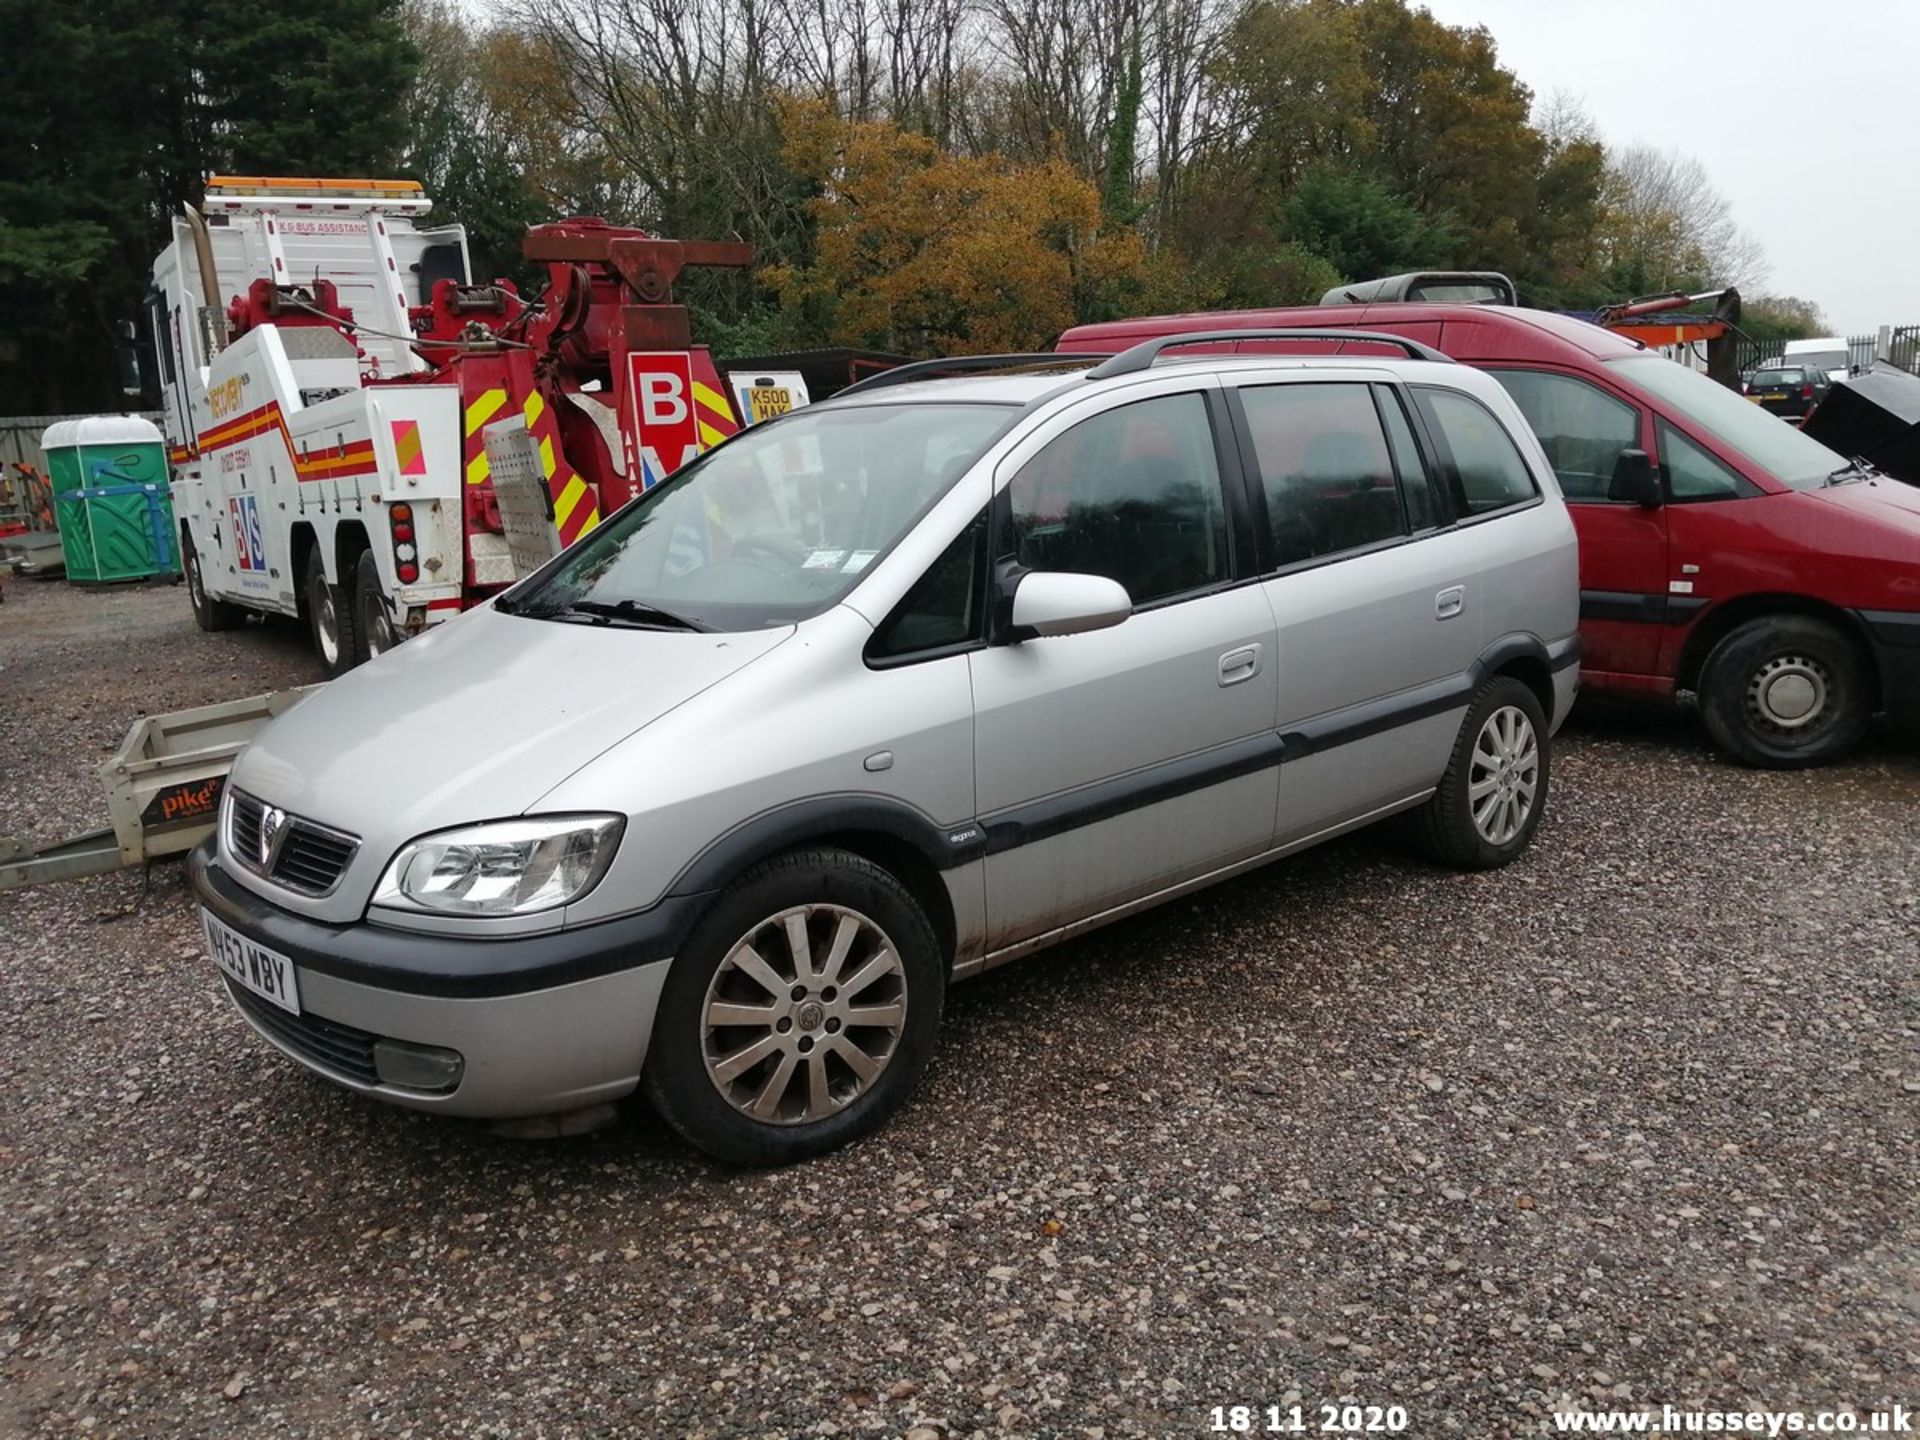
1600 143 1770 292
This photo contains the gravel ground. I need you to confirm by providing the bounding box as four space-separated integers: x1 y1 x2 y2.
2 577 1917 1440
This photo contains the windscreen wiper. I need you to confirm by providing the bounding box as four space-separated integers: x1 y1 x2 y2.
1824 456 1877 487
555 598 708 631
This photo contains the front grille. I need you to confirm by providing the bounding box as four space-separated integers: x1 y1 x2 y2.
227 980 381 1086
227 789 360 897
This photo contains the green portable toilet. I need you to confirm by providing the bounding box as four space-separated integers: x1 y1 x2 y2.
40 416 180 583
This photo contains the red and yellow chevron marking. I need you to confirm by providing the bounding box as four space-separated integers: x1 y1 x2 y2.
463 386 509 487
167 443 197 466
692 381 739 450
462 379 604 546
198 401 379 483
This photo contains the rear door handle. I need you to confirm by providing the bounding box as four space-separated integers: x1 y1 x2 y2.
1435 585 1466 620
1218 643 1262 687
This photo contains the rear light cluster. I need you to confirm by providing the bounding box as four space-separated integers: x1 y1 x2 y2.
1801 384 1815 401
389 502 419 584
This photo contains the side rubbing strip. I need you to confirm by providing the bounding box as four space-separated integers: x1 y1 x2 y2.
1281 672 1474 760
979 732 1289 855
1580 589 1667 624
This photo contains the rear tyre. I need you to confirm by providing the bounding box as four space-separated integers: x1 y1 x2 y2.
643 848 945 1166
1413 675 1550 870
352 550 399 665
185 539 243 632
303 549 358 678
1698 615 1870 768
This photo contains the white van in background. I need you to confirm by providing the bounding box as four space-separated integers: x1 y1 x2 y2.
1783 336 1853 381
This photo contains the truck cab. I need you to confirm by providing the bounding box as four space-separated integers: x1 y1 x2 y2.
1059 305 1920 767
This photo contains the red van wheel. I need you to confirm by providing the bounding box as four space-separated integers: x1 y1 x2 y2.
1698 616 1870 768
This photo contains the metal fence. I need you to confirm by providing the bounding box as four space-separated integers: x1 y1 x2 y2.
1734 329 1919 378
0 413 165 475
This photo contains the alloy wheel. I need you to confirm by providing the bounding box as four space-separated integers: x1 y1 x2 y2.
701 904 908 1126
1468 704 1538 846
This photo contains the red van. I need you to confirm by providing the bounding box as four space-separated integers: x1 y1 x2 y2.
1058 306 1920 767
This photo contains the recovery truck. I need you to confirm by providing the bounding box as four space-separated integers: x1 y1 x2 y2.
151 175 753 675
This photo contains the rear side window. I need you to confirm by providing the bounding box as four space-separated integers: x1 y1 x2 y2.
1416 388 1539 515
1005 392 1230 606
1238 383 1418 566
1489 370 1639 503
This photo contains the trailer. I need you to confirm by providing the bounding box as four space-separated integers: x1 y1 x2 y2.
0 687 318 891
150 176 751 676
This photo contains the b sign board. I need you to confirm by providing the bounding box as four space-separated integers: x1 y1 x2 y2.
624 351 701 488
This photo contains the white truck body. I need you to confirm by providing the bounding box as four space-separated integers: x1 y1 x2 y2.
149 179 473 633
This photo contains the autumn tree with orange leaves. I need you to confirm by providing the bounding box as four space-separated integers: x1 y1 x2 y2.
766 101 1152 355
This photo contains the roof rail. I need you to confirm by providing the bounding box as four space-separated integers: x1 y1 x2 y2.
836 352 1110 398
1087 328 1452 379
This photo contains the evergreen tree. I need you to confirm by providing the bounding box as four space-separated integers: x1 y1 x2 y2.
0 0 415 413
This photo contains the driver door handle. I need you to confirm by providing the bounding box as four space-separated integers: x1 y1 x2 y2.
1218 643 1262 687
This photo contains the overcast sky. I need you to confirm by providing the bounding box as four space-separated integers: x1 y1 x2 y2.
1415 0 1917 335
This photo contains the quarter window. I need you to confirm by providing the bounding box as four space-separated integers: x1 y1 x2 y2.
1489 370 1639 503
1418 388 1539 515
868 511 988 661
1239 382 1414 566
1005 392 1230 606
1660 422 1758 502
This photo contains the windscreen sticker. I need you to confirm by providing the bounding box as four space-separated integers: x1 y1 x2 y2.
802 549 847 569
843 551 879 573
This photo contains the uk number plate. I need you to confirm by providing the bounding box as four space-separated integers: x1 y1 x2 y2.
747 385 794 422
201 907 301 1015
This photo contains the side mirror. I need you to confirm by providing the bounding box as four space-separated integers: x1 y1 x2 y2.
1608 449 1662 508
1008 571 1131 639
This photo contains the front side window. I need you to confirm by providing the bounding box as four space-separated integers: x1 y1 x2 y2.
1489 370 1640 503
1239 382 1412 565
499 402 1012 632
1005 391 1230 606
1417 388 1540 515
1612 355 1849 491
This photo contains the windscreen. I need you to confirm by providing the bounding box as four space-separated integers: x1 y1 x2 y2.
1613 357 1848 490
500 402 1013 632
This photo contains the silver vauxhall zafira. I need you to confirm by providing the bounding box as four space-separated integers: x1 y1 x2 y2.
191 332 1580 1165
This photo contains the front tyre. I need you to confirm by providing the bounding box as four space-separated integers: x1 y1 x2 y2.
1698 615 1870 768
1414 675 1550 870
303 549 358 678
644 848 945 1166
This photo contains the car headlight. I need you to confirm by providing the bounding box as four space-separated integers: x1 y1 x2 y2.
372 815 624 917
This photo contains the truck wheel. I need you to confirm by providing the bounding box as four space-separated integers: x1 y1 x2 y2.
643 848 945 1167
1698 615 1870 768
353 551 399 664
185 539 243 632
1412 675 1551 870
303 549 359 678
